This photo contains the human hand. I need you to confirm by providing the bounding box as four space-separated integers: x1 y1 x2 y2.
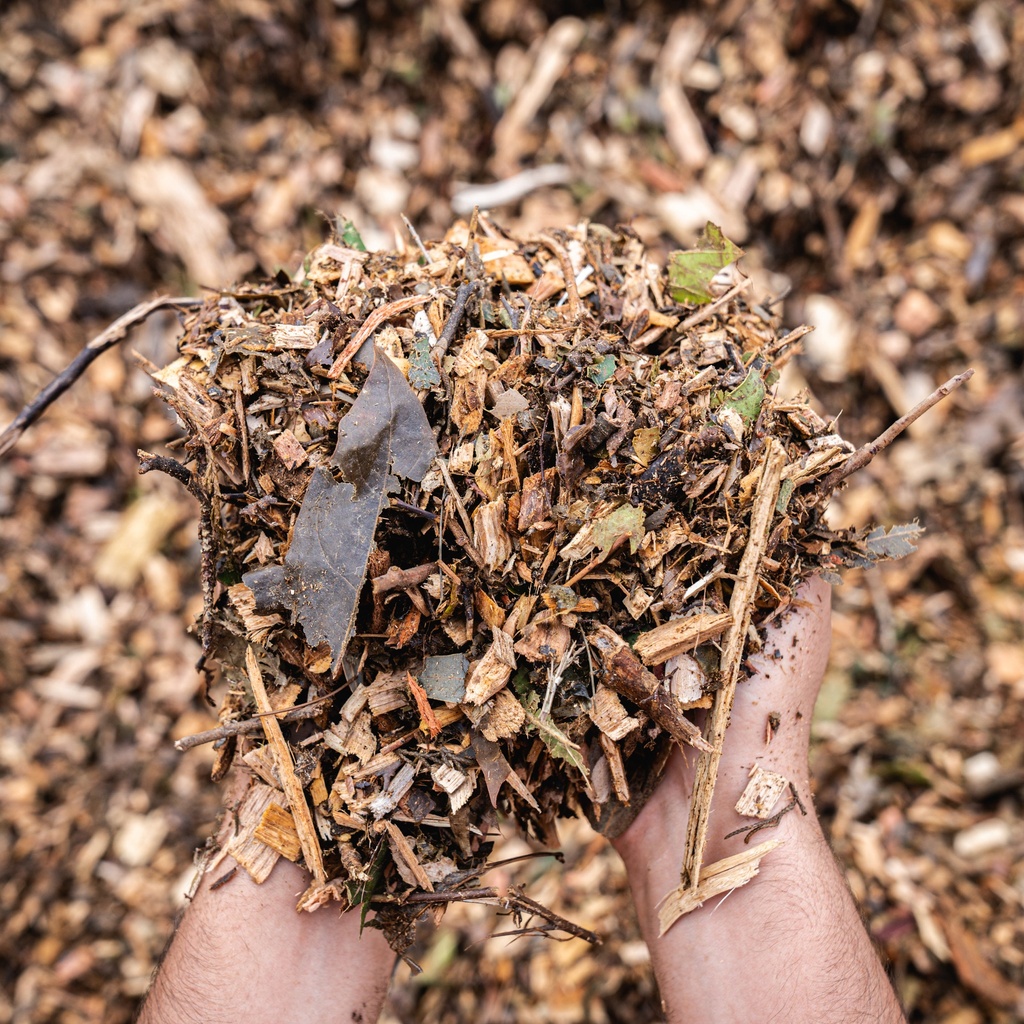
609 577 905 1023
612 575 832 871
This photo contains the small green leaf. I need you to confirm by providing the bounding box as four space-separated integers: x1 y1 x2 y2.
587 354 616 385
340 219 367 252
518 698 589 777
668 222 744 305
345 839 388 931
776 478 795 514
721 366 765 428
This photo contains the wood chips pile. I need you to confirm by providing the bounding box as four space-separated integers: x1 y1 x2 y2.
150 218 912 949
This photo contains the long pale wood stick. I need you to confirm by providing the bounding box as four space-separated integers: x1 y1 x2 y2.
246 646 327 883
678 439 786 891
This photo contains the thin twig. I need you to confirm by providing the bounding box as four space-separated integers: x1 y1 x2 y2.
174 683 346 751
433 280 481 359
677 277 752 333
401 213 431 263
818 369 974 493
374 884 600 944
0 295 204 458
327 293 432 378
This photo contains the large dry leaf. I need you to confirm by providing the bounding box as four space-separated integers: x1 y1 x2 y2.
245 345 437 673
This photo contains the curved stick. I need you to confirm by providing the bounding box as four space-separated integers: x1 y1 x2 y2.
0 295 204 458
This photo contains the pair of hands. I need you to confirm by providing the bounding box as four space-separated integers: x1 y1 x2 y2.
141 578 904 1023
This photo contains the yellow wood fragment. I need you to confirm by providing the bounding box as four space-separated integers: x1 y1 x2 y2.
254 802 302 862
658 839 784 934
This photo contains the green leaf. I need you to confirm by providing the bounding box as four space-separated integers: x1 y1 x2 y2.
340 219 367 252
775 478 795 514
722 366 765 428
668 222 744 305
518 697 589 778
345 839 388 931
593 503 646 559
587 354 616 385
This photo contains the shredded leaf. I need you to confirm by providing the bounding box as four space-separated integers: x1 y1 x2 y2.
721 366 766 428
244 345 437 674
668 222 744 305
409 333 441 389
864 522 925 560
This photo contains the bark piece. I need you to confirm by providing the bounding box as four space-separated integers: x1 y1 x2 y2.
633 611 733 665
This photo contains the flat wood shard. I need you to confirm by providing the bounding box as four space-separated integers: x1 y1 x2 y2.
658 839 785 934
734 765 790 819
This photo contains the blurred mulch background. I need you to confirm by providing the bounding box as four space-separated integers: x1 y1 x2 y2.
1 2 1022 1021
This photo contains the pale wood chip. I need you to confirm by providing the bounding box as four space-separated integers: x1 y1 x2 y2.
599 732 631 804
253 801 302 861
472 497 514 572
481 688 527 741
226 582 283 643
384 821 434 891
658 839 785 934
221 782 285 883
633 611 733 666
590 684 641 741
323 711 377 764
735 765 790 819
465 627 517 704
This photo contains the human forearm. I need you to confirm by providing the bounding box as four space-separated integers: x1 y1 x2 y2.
614 580 905 1023
139 857 395 1024
618 786 905 1023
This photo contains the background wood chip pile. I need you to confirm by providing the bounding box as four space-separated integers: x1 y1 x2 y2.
0 1 1021 1022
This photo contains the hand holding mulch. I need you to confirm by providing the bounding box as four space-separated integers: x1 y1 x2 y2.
613 579 906 1021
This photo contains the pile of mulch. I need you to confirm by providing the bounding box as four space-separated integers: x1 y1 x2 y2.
1 1 1021 1021
143 216 920 951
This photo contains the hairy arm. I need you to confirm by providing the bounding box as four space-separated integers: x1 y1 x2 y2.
138 856 395 1024
613 578 905 1023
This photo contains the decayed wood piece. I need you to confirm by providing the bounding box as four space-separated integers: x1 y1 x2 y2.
245 646 327 883
633 611 733 665
676 440 787 897
658 838 784 934
588 624 713 753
